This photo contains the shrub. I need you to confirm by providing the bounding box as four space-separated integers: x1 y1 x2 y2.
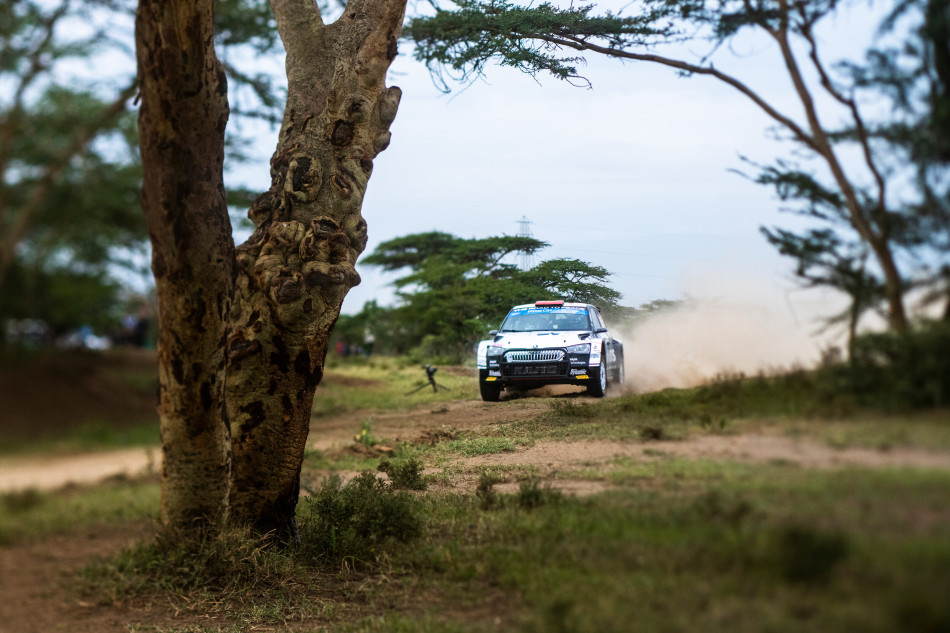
836 321 950 409
297 472 421 567
775 525 849 583
515 480 562 510
378 458 428 491
476 470 504 510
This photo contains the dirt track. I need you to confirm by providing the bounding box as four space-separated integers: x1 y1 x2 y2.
2 395 950 633
3 398 949 494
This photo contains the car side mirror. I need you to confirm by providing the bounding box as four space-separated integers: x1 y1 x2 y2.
489 330 497 336
595 327 608 334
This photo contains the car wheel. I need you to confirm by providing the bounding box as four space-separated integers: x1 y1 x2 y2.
614 351 625 384
480 376 502 402
587 356 607 398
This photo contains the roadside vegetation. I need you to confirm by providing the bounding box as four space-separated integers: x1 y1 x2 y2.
2 325 948 632
69 455 950 632
314 356 480 415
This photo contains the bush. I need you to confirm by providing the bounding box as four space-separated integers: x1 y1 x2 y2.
378 458 428 490
775 525 849 583
516 480 562 510
476 470 504 510
297 472 422 567
836 321 950 409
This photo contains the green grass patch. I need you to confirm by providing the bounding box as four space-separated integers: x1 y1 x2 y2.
393 467 950 633
84 472 423 626
0 478 159 545
45 454 950 633
313 357 479 415
0 420 161 457
484 373 950 452
447 436 520 456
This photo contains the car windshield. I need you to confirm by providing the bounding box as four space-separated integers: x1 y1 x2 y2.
499 307 590 332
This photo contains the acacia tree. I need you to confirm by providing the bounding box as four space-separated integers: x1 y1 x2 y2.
0 0 290 342
355 231 622 358
0 0 138 287
407 0 948 333
136 0 406 537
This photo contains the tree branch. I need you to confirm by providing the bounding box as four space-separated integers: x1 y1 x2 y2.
799 20 888 218
0 80 137 283
270 0 323 44
539 32 820 153
0 0 72 216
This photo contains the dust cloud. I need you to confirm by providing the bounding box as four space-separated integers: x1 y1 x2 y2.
614 283 842 393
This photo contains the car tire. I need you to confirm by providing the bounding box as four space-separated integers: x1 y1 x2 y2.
587 356 607 398
614 351 625 384
479 372 502 402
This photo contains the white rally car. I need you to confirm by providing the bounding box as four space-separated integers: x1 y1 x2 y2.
476 300 624 401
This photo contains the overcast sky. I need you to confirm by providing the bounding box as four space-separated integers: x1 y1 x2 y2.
225 1 885 329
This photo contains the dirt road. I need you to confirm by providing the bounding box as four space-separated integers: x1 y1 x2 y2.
3 398 949 494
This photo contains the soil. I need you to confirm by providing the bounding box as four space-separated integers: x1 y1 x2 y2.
1 350 949 632
0 523 172 633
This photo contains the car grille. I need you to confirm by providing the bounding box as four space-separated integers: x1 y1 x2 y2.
504 349 565 363
502 362 569 378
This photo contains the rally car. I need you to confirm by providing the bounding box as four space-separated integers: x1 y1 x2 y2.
476 300 624 401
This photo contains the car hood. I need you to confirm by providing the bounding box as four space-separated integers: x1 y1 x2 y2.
492 331 590 349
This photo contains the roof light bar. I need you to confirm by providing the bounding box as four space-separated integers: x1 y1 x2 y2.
535 300 564 307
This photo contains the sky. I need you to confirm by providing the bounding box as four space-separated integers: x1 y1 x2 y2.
225 0 886 354
32 0 892 378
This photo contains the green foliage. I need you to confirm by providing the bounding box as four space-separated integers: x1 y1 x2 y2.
0 488 43 514
475 469 504 509
448 435 519 456
354 231 623 359
776 524 850 583
401 470 950 633
0 479 159 546
356 418 377 447
0 262 124 336
408 0 674 89
515 479 562 510
87 525 298 598
833 320 950 409
378 458 429 490
0 0 287 342
297 473 422 567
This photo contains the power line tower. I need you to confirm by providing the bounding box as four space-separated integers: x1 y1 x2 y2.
517 215 535 271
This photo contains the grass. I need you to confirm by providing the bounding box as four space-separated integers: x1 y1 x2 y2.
313 357 479 415
393 467 950 633
60 456 950 633
4 358 950 632
0 477 159 545
0 420 161 456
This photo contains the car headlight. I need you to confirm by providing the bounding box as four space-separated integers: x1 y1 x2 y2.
565 343 591 354
486 345 505 357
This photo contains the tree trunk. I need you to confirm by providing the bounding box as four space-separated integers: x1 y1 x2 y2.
136 0 406 537
225 0 405 538
136 0 234 530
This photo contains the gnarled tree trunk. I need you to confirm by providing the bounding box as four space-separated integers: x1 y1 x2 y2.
135 0 406 537
226 0 405 537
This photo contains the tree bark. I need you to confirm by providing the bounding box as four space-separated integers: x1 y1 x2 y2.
225 0 406 538
136 0 405 537
136 0 234 530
